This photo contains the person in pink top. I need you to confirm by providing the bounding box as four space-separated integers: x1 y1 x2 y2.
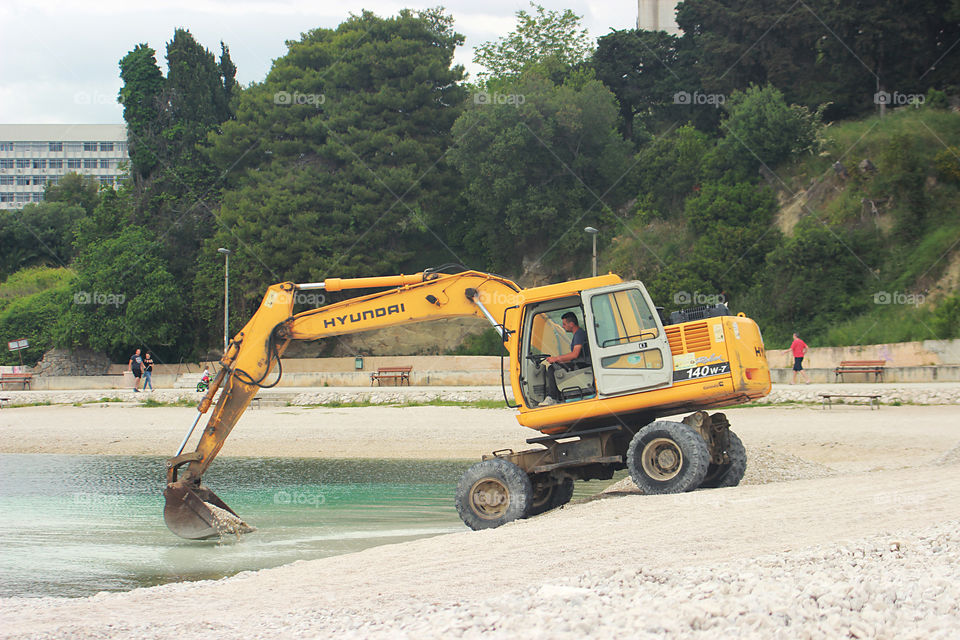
790 333 810 384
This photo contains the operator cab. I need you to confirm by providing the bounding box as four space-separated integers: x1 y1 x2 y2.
518 282 673 407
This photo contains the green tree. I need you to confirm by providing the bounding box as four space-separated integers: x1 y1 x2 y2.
708 85 822 180
593 29 713 140
118 44 165 180
0 201 86 279
199 9 467 336
43 173 100 215
752 224 875 343
448 73 634 273
634 125 711 219
54 189 185 361
473 3 591 83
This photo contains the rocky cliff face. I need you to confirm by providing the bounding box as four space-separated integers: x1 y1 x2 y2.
31 348 111 376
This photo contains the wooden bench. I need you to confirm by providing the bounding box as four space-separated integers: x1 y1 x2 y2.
0 373 33 390
370 366 412 386
834 360 885 382
820 393 881 410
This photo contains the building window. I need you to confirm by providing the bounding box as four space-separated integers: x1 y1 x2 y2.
0 142 13 151
16 159 30 168
67 159 82 169
0 193 15 202
83 142 97 152
0 176 12 185
0 159 13 168
99 159 112 169
15 193 30 202
49 142 63 152
99 142 114 152
16 176 29 185
66 142 83 153
48 159 63 169
32 159 47 169
99 176 114 186
83 159 98 169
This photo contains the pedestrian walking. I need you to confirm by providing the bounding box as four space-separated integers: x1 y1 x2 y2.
128 348 144 392
143 353 154 391
790 333 811 384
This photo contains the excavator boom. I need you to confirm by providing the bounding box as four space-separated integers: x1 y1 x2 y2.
163 270 522 538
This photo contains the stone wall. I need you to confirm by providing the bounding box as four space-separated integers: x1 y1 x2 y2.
767 339 960 368
30 348 111 377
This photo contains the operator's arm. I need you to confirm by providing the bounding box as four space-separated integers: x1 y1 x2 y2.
546 344 582 365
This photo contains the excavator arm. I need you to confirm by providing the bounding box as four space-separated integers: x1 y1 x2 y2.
163 269 522 538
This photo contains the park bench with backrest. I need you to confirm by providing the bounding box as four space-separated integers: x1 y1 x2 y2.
834 360 885 382
0 373 33 390
370 366 412 386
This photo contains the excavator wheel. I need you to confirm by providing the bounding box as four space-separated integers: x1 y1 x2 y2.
700 430 747 488
527 475 575 517
626 420 710 494
456 458 532 530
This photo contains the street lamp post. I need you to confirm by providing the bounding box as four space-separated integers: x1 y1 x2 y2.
584 227 599 277
217 248 231 354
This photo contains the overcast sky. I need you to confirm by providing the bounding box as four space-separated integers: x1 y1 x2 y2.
0 0 641 124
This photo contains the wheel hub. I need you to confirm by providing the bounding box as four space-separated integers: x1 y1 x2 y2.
470 478 510 519
641 437 683 481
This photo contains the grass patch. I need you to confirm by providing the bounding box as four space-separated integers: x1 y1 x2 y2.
139 397 198 408
5 401 52 408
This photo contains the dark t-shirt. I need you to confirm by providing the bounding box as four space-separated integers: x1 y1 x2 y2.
144 358 153 372
130 354 143 372
570 328 589 366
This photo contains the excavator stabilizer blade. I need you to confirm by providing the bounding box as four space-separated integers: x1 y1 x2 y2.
163 482 255 539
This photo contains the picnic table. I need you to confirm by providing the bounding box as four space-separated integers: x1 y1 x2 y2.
370 366 412 386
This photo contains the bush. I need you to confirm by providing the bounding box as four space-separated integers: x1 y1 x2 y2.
449 328 508 356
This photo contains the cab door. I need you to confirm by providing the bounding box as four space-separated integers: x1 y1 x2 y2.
583 282 673 396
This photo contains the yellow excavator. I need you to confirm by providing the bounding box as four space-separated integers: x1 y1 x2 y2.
164 266 770 538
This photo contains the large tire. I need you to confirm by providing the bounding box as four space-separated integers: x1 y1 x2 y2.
627 421 710 494
528 476 575 516
700 430 747 488
456 458 533 530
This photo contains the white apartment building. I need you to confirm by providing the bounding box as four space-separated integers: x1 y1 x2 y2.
0 124 128 210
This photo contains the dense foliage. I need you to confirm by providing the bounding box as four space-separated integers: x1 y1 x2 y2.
2 3 958 365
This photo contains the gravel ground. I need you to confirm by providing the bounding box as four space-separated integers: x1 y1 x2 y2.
2 402 959 638
309 522 960 640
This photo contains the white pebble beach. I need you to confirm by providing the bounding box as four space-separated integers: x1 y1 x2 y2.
1 400 958 638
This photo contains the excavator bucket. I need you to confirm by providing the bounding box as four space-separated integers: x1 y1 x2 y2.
163 481 255 540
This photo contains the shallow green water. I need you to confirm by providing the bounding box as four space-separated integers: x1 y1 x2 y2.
0 454 622 598
0 455 474 598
